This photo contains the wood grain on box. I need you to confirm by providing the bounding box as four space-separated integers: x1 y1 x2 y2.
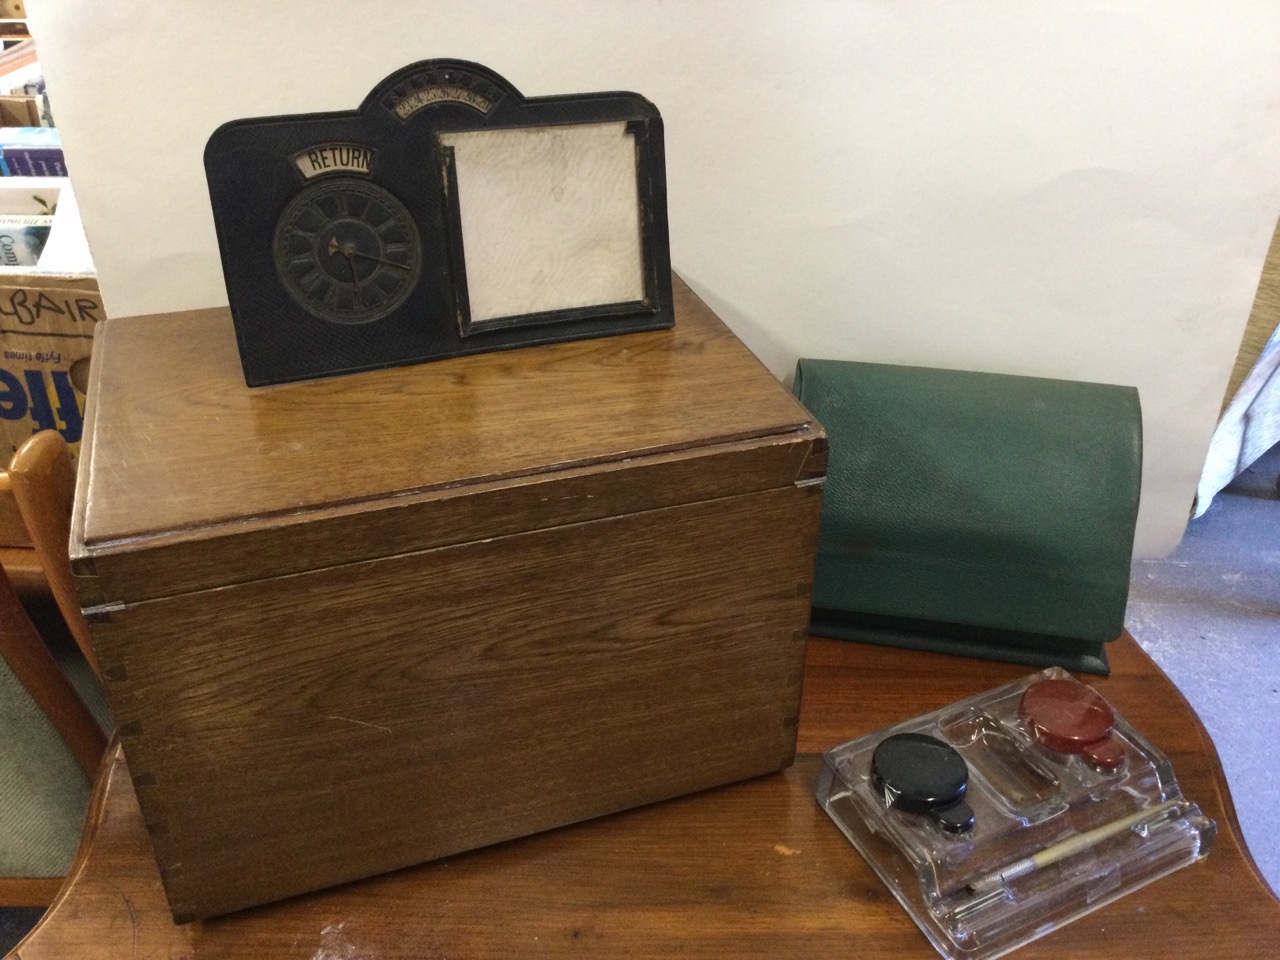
71 276 826 920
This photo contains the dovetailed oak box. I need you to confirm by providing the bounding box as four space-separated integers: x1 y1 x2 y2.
70 277 827 922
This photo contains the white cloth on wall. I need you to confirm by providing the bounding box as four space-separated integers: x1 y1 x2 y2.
1195 326 1280 516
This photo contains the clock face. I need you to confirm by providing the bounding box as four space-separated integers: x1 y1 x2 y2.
273 178 422 324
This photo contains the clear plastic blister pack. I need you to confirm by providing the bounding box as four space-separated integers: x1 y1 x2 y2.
815 667 1215 960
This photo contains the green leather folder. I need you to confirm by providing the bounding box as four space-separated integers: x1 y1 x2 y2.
793 359 1142 674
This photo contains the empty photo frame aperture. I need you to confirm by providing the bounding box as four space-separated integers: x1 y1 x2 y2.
441 121 646 330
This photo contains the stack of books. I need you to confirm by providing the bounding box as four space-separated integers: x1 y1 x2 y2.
0 125 63 176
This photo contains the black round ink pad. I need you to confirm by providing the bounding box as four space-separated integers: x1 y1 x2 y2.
871 732 976 834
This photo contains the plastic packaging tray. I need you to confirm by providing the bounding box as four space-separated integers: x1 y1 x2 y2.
815 667 1215 960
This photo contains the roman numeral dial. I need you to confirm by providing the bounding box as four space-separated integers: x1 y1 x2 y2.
273 178 422 324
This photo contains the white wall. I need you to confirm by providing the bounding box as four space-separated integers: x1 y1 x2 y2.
28 1 1280 557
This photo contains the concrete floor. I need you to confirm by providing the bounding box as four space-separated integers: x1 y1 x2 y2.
1127 442 1280 895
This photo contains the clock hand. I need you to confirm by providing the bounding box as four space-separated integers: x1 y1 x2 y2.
341 251 364 304
346 249 414 270
325 236 367 303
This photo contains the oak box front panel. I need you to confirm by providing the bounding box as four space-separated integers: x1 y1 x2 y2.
90 484 822 920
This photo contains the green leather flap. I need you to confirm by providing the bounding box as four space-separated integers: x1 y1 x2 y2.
794 359 1141 646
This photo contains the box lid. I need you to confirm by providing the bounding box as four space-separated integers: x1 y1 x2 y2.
73 276 824 604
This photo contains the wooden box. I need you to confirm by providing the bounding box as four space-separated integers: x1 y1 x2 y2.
70 278 826 921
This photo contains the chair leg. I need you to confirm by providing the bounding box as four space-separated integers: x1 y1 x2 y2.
0 567 105 779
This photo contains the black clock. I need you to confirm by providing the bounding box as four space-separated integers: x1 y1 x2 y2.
274 178 422 324
204 59 673 387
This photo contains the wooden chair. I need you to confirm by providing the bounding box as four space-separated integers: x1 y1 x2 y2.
7 431 100 679
0 563 104 778
0 472 48 600
0 432 108 907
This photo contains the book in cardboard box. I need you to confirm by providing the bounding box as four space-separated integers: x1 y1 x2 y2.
0 127 64 176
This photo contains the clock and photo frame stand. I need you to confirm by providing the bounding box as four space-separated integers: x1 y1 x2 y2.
205 59 673 387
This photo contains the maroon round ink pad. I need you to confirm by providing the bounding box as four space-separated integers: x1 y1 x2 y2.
1019 679 1124 771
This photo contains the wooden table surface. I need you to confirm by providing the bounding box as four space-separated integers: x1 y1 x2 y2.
10 633 1278 959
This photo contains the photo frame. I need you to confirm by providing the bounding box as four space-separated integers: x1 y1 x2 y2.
205 59 672 386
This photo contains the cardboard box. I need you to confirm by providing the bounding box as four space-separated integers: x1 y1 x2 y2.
0 177 99 463
72 277 826 921
0 95 41 128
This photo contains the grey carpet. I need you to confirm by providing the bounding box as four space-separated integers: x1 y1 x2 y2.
1127 441 1280 895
